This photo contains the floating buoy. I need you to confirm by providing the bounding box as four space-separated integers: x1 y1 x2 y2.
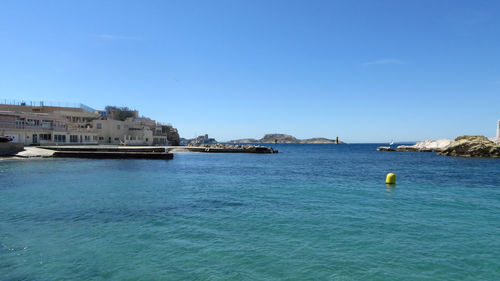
386 173 396 184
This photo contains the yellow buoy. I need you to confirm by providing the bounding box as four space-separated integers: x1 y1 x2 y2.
386 173 396 184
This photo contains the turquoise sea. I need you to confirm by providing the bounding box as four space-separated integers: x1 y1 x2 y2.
1 144 500 280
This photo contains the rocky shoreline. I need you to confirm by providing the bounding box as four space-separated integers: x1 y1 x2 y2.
438 136 500 158
378 136 500 158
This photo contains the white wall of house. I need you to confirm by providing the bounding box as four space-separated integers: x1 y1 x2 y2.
93 119 153 145
0 129 97 145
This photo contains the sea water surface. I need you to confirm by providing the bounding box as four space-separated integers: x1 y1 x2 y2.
1 144 500 280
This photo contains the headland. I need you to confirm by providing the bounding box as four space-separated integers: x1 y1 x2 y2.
378 135 500 158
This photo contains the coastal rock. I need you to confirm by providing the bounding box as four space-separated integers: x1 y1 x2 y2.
489 137 500 145
396 139 453 152
438 135 500 158
167 128 180 146
377 146 396 151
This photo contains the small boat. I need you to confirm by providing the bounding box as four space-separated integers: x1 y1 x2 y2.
389 139 394 146
0 136 13 143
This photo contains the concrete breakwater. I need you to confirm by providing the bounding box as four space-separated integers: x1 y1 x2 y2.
40 145 166 152
12 145 173 160
44 145 173 160
8 144 277 158
186 143 278 153
53 151 173 160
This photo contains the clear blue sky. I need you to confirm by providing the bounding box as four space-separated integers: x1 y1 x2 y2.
1 0 499 142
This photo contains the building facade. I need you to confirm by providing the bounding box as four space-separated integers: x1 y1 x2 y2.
0 101 179 146
0 104 99 145
92 118 153 145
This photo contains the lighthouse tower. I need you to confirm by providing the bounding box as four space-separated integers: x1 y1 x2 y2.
497 120 500 139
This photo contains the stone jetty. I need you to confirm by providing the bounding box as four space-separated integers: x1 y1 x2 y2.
45 145 173 160
53 150 173 160
40 145 166 152
185 143 278 153
6 144 277 158
9 145 173 160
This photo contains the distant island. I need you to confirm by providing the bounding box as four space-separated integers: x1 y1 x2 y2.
228 134 344 144
180 134 217 145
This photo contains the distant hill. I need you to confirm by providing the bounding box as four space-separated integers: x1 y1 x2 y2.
229 138 259 143
181 134 217 144
229 134 344 144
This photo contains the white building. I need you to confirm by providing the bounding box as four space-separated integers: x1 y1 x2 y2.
92 118 153 145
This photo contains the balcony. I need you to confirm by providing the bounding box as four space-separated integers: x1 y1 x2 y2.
67 126 98 134
153 131 167 137
0 121 67 132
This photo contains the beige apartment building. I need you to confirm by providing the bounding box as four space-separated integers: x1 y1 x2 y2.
0 100 180 146
0 103 99 145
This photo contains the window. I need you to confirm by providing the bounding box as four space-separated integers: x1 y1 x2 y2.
93 136 97 141
41 120 52 128
15 118 25 128
54 135 66 142
114 137 119 141
27 119 40 126
84 135 90 141
55 121 66 128
97 123 102 129
99 137 104 140
117 125 120 130
70 135 78 142
39 134 51 141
